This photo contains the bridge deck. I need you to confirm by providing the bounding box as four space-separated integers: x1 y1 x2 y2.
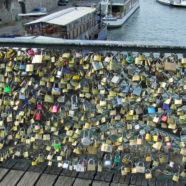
0 159 184 186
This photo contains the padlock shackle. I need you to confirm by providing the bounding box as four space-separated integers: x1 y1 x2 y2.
88 158 95 164
104 154 112 160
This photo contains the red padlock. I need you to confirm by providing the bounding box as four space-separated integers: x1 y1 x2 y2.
161 115 168 122
37 101 43 111
158 134 162 140
35 111 41 121
63 60 67 67
52 105 59 113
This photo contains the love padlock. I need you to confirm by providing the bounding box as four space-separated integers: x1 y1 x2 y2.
35 111 41 121
166 141 172 148
52 105 59 113
81 130 91 146
104 154 112 168
161 115 168 122
36 101 43 111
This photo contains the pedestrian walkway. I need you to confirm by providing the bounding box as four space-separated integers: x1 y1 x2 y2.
0 159 183 186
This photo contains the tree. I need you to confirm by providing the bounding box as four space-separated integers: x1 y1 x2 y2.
3 0 12 11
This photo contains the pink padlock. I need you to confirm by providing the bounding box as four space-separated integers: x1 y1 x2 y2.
166 141 172 148
35 112 41 121
52 105 59 113
37 101 43 111
28 49 35 56
161 115 168 122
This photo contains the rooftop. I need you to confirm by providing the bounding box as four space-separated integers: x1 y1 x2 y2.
25 7 96 26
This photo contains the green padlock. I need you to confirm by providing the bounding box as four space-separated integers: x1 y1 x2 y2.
114 154 121 163
52 140 62 150
126 56 134 64
4 86 11 93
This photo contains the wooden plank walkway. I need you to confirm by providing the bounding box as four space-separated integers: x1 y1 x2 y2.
0 159 185 186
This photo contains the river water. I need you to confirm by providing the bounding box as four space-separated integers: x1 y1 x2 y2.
107 0 186 45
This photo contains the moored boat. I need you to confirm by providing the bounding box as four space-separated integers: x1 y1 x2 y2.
101 0 140 28
156 0 186 7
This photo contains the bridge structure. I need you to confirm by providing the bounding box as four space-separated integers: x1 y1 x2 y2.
0 38 185 186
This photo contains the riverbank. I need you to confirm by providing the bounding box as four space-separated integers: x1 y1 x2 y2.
0 0 100 37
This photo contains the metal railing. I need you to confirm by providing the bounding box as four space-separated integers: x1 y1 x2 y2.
0 38 186 54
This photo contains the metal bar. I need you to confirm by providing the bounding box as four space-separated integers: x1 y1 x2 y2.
0 37 186 53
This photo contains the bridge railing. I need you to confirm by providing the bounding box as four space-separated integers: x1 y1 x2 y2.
0 37 186 54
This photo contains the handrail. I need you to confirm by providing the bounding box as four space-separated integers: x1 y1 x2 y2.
0 37 186 53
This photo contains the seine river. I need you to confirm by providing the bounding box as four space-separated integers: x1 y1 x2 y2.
108 0 186 45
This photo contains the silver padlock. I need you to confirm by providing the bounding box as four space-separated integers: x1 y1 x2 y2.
63 160 70 169
169 161 174 168
71 95 78 110
56 67 63 78
104 154 112 168
57 95 66 103
81 130 91 146
19 92 25 100
68 110 75 117
74 160 85 172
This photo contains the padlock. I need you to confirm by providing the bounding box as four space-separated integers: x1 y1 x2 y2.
71 95 78 110
81 130 91 146
62 160 70 169
36 101 43 111
19 62 26 70
145 133 151 141
4 85 11 93
131 163 137 174
32 54 43 64
145 169 152 179
152 140 162 150
19 92 25 100
52 83 61 95
121 166 127 175
114 154 121 163
56 67 63 78
67 109 74 117
57 95 66 103
159 154 166 164
164 136 170 142
104 154 112 168
122 154 131 164
26 64 34 72
101 143 113 153
180 131 186 142
169 161 174 168
75 160 86 172
52 139 61 150
146 155 152 162
172 174 179 182
163 103 170 110
137 135 143 145
148 107 156 114
28 49 35 56
35 111 41 121
87 159 96 171
136 162 145 173
52 105 59 113
161 114 168 122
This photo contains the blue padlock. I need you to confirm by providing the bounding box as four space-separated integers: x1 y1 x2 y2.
163 104 170 110
148 107 156 114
